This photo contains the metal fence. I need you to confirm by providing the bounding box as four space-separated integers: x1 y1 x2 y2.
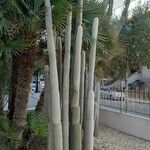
100 89 150 119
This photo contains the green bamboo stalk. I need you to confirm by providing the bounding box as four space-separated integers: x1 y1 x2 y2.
94 81 100 137
62 10 72 150
83 17 99 150
57 37 63 104
70 25 83 150
83 90 95 150
88 17 99 93
44 65 54 150
80 51 85 125
44 0 63 149
70 0 83 103
75 0 83 28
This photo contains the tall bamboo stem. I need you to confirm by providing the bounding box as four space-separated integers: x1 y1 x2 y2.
88 17 99 93
62 11 72 150
44 0 63 149
70 25 83 150
94 82 100 137
83 90 95 150
57 37 63 104
80 51 85 125
83 17 99 150
44 65 54 150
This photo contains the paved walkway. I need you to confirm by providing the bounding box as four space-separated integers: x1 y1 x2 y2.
94 125 150 150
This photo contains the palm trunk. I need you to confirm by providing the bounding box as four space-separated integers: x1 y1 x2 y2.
12 47 36 144
62 10 72 150
20 88 44 150
8 55 19 120
36 90 44 112
0 81 3 114
35 70 39 93
44 0 63 149
19 130 35 150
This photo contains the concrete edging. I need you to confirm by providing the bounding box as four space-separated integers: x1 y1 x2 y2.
99 107 150 141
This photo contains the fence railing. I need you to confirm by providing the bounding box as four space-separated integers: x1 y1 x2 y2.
100 89 150 119
128 88 150 101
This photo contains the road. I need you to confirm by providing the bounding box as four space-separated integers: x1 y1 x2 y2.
3 93 40 111
100 99 150 118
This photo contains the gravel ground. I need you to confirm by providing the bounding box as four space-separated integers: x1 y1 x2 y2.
94 125 150 150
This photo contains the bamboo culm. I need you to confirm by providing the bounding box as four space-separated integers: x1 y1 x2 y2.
94 82 100 137
44 65 54 150
70 25 83 150
62 11 72 150
57 37 63 105
79 51 86 125
83 90 95 150
44 0 63 149
83 17 99 150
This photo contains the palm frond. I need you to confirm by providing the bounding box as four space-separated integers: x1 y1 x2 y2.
0 115 15 149
26 112 47 138
52 0 72 31
82 0 121 62
0 17 11 37
0 38 27 59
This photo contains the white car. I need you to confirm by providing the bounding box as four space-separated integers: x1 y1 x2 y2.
100 87 125 100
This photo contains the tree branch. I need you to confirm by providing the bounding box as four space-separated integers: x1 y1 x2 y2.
118 0 131 34
107 0 114 17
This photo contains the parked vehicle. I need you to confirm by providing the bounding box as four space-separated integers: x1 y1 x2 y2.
100 86 125 100
30 83 36 93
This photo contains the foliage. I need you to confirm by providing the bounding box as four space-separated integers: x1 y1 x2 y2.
0 115 15 149
83 0 121 59
0 0 128 147
120 4 150 69
103 54 127 79
51 0 72 31
0 113 47 149
25 112 48 139
81 0 122 79
0 0 44 102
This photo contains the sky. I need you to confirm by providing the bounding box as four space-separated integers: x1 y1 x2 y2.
113 0 150 17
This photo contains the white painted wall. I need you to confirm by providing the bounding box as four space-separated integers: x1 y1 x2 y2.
99 108 150 141
141 66 150 82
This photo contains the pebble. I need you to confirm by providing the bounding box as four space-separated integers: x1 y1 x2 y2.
94 125 150 150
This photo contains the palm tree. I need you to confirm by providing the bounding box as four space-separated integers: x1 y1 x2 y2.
1 0 72 146
0 0 44 143
0 1 28 115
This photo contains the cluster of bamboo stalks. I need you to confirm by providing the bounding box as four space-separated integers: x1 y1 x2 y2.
44 0 100 149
